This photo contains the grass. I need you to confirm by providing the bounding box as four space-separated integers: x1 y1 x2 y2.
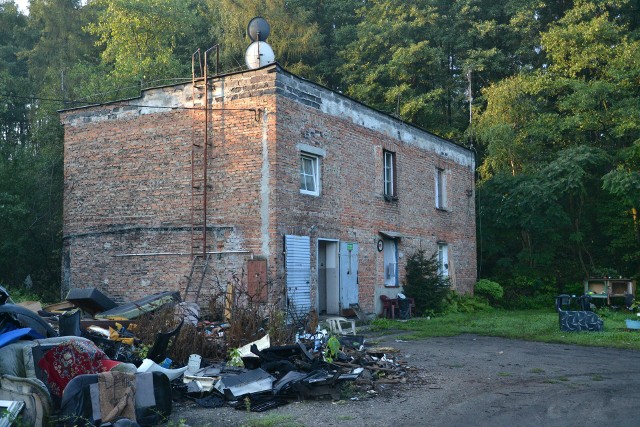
370 309 640 350
241 415 304 427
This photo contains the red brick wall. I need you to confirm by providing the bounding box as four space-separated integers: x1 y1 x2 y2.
61 65 476 313
61 71 277 303
273 70 476 314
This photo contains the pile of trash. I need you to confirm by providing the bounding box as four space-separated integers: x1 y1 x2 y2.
0 286 409 426
174 328 409 413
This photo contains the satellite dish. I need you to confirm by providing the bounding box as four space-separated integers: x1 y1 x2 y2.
247 17 270 42
245 41 275 69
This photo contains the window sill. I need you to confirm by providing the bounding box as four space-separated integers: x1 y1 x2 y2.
383 194 398 202
300 190 320 197
435 207 448 212
384 284 400 288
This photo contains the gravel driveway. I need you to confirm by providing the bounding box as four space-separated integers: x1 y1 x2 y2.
170 332 640 427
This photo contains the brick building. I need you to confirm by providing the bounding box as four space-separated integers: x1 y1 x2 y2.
60 64 476 316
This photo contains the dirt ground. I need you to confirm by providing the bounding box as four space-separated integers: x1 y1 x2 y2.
170 331 640 427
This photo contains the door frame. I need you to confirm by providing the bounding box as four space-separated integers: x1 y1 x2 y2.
317 238 340 315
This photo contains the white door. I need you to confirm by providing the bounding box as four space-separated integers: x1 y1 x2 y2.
339 242 359 311
383 238 398 286
285 235 311 316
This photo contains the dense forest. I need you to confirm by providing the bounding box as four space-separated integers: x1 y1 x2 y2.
1 0 639 303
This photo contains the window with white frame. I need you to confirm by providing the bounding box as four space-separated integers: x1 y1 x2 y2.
383 150 396 199
435 167 447 209
299 153 320 196
438 243 449 277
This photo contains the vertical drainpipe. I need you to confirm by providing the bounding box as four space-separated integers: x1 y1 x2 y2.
260 109 271 260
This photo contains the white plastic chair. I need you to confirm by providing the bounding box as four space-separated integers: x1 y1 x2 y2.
325 317 356 335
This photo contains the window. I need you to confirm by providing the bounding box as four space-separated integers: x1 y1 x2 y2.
435 167 447 209
438 243 449 277
383 150 396 199
300 153 320 196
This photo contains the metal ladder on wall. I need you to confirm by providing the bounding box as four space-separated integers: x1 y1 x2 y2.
183 254 210 304
190 119 209 260
185 47 215 304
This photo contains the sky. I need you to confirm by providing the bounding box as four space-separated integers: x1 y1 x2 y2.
10 0 89 14
4 0 29 13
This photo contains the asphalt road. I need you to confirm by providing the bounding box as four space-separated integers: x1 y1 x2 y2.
171 333 640 427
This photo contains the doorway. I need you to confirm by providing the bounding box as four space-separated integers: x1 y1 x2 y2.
318 240 339 315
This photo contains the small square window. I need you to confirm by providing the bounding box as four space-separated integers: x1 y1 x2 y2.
300 153 320 196
435 168 447 209
383 150 397 199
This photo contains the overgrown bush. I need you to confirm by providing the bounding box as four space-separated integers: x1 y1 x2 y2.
474 279 504 304
2 284 49 304
499 275 557 309
403 249 450 316
134 305 227 364
205 270 293 348
444 291 492 313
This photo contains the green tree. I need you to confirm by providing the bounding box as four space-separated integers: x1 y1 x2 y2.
336 0 557 139
287 0 362 88
403 249 450 315
206 0 322 77
475 0 640 284
86 0 201 89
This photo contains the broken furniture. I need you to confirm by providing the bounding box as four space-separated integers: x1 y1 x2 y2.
65 288 117 316
214 368 275 400
58 371 172 427
0 399 25 425
137 359 187 382
95 291 181 320
326 317 356 335
380 295 399 319
36 339 110 398
58 309 81 337
0 328 45 351
379 295 415 319
146 318 184 364
0 304 58 338
0 375 50 427
0 336 103 426
584 277 635 305
556 294 604 332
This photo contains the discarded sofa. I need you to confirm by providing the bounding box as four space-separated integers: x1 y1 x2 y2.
556 294 604 332
0 336 99 425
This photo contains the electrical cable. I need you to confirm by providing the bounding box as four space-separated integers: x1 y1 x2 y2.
0 92 257 112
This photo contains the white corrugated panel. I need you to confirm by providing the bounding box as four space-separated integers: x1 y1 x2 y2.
285 235 311 316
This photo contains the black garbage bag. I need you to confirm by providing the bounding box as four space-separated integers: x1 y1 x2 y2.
397 298 411 320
